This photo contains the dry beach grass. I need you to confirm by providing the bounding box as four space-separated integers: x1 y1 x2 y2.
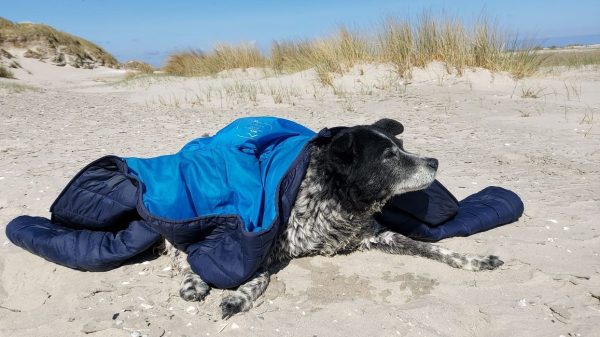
164 14 544 83
0 64 14 78
1 14 600 337
0 17 118 69
540 47 600 68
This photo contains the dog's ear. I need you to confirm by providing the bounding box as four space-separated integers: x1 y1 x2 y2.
373 118 404 135
329 131 355 162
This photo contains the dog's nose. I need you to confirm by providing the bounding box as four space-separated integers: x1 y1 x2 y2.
426 158 439 170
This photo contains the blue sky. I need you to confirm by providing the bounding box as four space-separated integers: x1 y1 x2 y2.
3 0 600 66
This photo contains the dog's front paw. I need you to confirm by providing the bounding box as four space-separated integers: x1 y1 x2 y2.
179 273 210 301
470 255 504 271
220 292 251 319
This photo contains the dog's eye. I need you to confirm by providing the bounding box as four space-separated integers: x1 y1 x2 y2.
383 149 396 159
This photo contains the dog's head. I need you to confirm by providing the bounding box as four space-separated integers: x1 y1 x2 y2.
321 118 438 211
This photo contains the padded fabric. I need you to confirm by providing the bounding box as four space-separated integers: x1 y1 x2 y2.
378 185 524 242
6 156 161 271
377 180 459 233
125 117 315 232
6 215 161 271
6 117 315 288
5 117 524 289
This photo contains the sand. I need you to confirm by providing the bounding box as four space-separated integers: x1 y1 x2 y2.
1 49 599 337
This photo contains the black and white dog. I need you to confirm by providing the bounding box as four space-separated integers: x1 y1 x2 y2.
165 118 503 319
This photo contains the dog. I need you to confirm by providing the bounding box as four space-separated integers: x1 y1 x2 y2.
164 118 504 319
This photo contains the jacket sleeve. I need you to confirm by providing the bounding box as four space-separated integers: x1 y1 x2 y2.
6 216 161 271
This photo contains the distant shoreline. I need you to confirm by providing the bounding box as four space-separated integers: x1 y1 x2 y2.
532 33 600 49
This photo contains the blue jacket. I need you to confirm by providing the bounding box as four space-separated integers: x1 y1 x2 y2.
7 117 315 288
376 180 524 241
6 117 523 288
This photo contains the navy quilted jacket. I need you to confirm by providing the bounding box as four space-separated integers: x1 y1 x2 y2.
6 117 523 288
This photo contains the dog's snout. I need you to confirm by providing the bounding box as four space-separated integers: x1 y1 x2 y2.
426 158 439 170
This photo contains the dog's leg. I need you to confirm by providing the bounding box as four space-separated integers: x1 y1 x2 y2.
220 269 270 319
361 231 503 271
179 271 211 302
163 241 211 301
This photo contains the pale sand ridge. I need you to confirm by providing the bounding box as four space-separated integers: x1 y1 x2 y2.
1 53 599 337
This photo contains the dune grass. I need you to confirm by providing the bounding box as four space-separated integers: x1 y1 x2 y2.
0 48 13 59
0 64 14 78
539 49 600 68
163 44 266 76
123 60 155 73
0 81 39 93
122 60 155 80
164 13 546 81
0 16 118 68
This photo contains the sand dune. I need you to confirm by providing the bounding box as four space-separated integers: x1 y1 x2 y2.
1 54 599 337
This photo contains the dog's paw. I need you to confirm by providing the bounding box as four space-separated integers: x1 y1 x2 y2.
179 273 210 301
479 255 504 270
220 293 251 319
470 255 504 271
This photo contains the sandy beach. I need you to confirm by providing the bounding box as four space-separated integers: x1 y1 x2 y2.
1 49 599 337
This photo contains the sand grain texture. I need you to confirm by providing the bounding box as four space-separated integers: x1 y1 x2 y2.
1 53 599 337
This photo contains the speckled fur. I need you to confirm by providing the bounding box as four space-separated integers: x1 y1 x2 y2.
166 120 504 319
